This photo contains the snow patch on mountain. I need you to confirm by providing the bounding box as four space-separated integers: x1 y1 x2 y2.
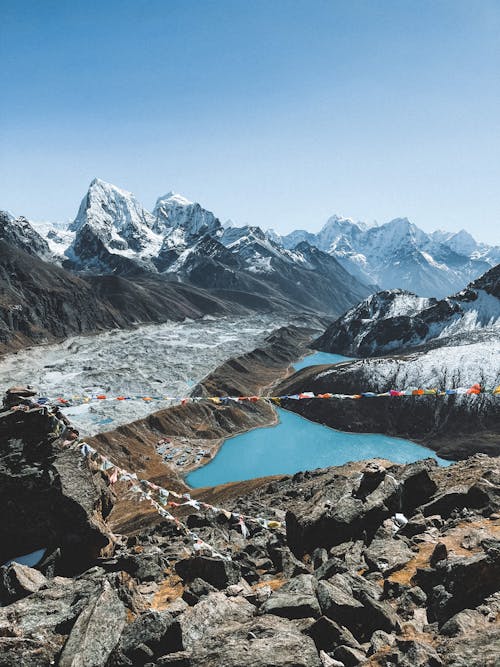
315 335 500 391
153 191 222 239
314 263 500 357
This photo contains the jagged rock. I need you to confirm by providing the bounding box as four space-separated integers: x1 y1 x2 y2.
460 527 492 550
400 512 442 537
363 536 414 575
420 484 491 518
395 586 428 620
341 571 382 602
0 563 47 604
280 547 311 578
319 650 344 667
156 651 191 666
397 461 438 515
259 574 321 619
58 579 126 666
179 592 254 652
429 542 448 567
175 556 241 590
225 580 253 597
111 609 182 665
418 547 500 623
182 578 218 606
286 470 401 557
132 549 169 582
369 629 396 655
0 575 100 657
332 644 367 666
437 628 500 667
316 578 363 629
329 540 366 573
353 462 387 500
312 548 329 569
187 613 322 667
0 408 113 574
355 590 402 639
439 608 491 637
386 638 443 666
314 557 348 580
307 615 361 652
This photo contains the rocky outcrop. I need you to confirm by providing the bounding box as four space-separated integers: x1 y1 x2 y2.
0 406 113 573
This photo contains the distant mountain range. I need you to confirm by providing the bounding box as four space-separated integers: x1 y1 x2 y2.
2 178 499 330
272 215 500 298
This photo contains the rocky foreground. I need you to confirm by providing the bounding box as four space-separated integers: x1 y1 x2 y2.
1 404 499 666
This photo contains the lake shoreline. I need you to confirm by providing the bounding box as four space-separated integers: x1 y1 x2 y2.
186 405 451 488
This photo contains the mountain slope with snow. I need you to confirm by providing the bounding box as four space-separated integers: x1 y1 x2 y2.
278 215 497 298
314 263 500 356
30 179 371 315
0 210 54 262
154 191 222 239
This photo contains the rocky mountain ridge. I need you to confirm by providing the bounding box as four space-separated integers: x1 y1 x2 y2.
313 263 500 357
0 239 278 355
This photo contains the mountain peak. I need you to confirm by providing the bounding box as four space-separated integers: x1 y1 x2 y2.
153 192 221 238
68 178 156 256
155 191 193 208
87 177 135 199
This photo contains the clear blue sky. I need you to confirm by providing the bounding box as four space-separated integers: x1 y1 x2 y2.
1 0 500 243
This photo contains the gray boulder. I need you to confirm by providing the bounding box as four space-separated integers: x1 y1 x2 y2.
363 536 414 575
175 557 241 590
260 574 321 619
0 563 48 604
58 579 126 667
307 615 361 652
188 613 322 667
179 591 254 652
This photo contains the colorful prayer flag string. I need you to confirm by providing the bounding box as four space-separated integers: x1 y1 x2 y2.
36 381 500 408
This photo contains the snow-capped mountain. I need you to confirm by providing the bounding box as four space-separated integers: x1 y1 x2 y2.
0 210 53 262
153 192 222 239
64 178 163 273
431 228 500 266
24 179 370 315
313 263 500 356
277 215 497 298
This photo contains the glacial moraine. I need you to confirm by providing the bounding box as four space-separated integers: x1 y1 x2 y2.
0 313 294 435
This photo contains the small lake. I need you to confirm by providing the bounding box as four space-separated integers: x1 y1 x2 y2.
2 548 46 568
187 408 451 488
293 351 352 371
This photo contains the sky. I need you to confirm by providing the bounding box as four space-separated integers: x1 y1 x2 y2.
1 0 500 244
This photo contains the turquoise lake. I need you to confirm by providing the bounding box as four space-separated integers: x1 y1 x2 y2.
293 351 352 371
186 408 451 487
187 351 451 488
